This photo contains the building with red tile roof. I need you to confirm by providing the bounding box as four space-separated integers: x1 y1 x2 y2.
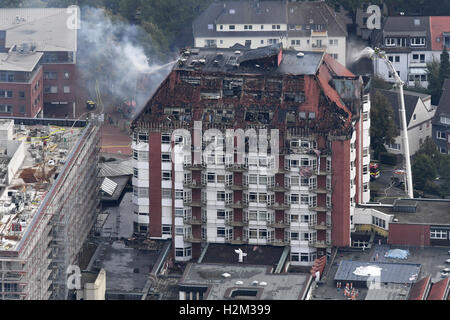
427 277 450 300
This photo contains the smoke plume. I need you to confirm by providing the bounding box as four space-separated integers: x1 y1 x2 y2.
76 7 176 116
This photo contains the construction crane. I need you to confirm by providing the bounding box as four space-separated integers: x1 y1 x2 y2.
372 47 414 198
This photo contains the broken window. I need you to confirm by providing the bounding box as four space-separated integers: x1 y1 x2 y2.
200 91 221 100
223 78 243 97
180 76 201 85
284 92 305 103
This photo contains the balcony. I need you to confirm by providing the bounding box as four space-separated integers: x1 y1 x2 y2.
183 180 204 189
268 239 289 246
229 184 246 191
184 163 204 170
183 235 204 243
312 188 329 194
225 201 244 209
310 221 332 230
183 217 203 225
268 220 289 228
183 200 204 207
268 202 289 210
311 206 328 212
226 164 245 172
311 240 332 248
268 184 286 192
225 220 247 227
226 238 246 245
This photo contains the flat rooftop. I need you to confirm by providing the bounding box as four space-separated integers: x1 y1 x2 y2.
0 51 43 72
334 260 421 284
366 199 450 225
365 283 411 300
0 8 77 52
0 120 85 251
175 45 325 76
201 243 285 268
180 263 311 300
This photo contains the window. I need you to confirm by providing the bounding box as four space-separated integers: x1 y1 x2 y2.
217 227 225 237
133 168 139 178
244 25 253 30
229 25 235 30
411 37 425 46
162 188 172 199
162 171 172 180
138 132 148 143
372 216 386 229
161 153 171 162
412 54 425 63
63 72 70 79
43 72 57 80
291 39 300 45
161 133 171 143
245 40 251 47
440 116 450 125
385 38 396 46
437 131 447 140
260 40 264 44
268 39 278 45
0 90 13 98
138 187 149 198
430 229 447 239
162 225 171 235
19 105 25 113
205 39 216 48
63 86 70 93
175 189 183 199
19 91 25 99
44 86 58 93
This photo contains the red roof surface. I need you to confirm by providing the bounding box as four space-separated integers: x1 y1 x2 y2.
409 276 431 300
427 277 450 300
317 62 352 125
430 17 450 51
323 53 355 78
310 255 327 276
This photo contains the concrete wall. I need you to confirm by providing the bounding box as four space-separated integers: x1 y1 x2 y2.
6 140 25 185
84 269 106 300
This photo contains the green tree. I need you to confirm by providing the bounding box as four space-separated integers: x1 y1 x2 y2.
370 90 399 160
439 46 450 87
412 153 437 190
371 74 393 90
427 59 442 105
0 0 24 7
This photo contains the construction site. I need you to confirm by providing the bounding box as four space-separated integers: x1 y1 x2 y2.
0 117 100 300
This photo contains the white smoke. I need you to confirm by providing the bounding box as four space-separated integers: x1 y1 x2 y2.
76 7 175 116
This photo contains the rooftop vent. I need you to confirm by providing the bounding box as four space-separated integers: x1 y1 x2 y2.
234 50 241 55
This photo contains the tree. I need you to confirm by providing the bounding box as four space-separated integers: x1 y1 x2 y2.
427 59 442 105
370 90 399 160
0 0 23 7
371 74 393 90
412 153 437 190
439 46 450 87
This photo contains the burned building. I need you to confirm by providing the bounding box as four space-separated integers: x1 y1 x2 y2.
131 44 371 266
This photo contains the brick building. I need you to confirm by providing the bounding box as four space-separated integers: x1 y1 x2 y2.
0 51 43 118
131 45 371 266
0 8 78 118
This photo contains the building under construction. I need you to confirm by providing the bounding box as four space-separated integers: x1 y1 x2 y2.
131 44 371 266
0 118 100 300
